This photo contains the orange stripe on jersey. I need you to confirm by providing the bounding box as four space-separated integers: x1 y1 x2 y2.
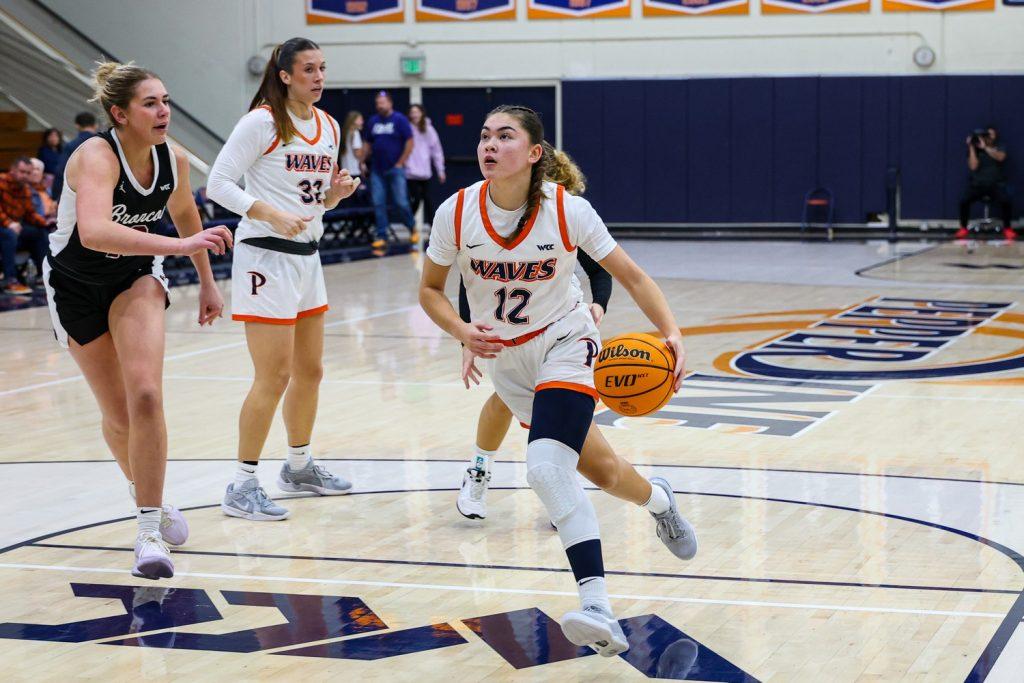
535 381 599 401
295 108 323 146
321 109 339 147
479 180 540 250
556 184 574 251
454 188 466 250
263 136 280 156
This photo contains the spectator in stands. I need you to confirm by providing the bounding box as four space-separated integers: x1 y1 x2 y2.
364 90 416 254
340 110 366 181
956 125 1015 241
52 111 99 203
0 157 51 293
406 104 446 238
37 127 64 178
27 158 57 220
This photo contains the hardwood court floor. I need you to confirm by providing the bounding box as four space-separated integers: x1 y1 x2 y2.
0 239 1021 681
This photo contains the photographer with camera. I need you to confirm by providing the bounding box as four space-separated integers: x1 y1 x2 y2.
956 126 1015 240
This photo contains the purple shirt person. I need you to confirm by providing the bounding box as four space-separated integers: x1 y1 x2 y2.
364 91 417 250
406 104 446 230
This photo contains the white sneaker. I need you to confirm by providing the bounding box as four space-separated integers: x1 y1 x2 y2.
456 468 490 519
560 604 629 657
132 532 174 580
160 505 189 546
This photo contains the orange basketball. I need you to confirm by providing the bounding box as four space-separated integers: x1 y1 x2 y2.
594 333 677 417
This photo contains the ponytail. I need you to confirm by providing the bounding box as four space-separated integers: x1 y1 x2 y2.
248 37 320 144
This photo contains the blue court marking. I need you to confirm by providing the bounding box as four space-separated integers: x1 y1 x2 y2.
1 486 1021 683
2 456 1023 489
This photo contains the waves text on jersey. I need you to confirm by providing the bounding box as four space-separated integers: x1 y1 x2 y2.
469 257 557 283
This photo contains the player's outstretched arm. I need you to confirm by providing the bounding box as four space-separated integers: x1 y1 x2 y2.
166 148 228 325
74 140 230 258
599 245 686 389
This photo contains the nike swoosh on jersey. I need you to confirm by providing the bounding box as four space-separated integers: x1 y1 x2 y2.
556 331 573 342
466 242 484 249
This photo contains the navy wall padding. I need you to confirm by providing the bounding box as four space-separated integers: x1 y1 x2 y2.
562 75 1024 224
729 79 774 223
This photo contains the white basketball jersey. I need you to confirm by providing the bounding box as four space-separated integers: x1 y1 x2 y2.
452 180 584 340
233 106 338 243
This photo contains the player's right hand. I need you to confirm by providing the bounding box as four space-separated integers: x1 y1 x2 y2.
270 210 312 238
180 226 233 256
460 321 503 358
461 347 483 389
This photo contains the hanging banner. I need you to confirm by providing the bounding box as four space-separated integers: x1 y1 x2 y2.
763 0 868 12
418 0 516 20
643 0 748 15
306 0 404 23
883 0 993 10
528 0 631 18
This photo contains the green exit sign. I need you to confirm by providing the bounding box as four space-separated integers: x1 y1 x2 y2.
401 57 424 76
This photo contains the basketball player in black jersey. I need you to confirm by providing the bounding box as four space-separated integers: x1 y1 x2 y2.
44 61 232 580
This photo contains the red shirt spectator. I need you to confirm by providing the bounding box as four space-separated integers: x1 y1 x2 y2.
0 159 48 229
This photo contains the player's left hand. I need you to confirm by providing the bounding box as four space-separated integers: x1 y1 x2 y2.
664 333 686 391
462 346 483 389
198 281 225 326
589 303 605 327
327 166 361 202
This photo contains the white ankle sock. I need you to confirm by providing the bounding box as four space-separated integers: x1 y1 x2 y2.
578 576 611 614
287 444 312 471
235 461 258 488
470 446 496 474
643 482 671 514
137 507 161 537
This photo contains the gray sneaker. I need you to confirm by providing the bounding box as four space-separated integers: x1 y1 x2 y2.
649 477 698 560
222 479 290 521
278 460 352 496
560 604 629 657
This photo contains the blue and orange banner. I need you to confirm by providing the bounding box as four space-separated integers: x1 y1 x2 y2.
418 0 516 20
763 0 868 12
643 0 748 15
883 0 992 10
528 0 631 17
306 0 404 23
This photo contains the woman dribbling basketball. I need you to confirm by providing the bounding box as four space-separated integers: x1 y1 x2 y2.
419 105 697 657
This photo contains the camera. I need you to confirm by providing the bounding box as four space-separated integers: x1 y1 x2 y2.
970 128 988 147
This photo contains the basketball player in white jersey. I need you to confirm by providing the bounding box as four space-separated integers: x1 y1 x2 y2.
207 38 360 521
44 62 233 579
421 105 690 656
452 168 695 572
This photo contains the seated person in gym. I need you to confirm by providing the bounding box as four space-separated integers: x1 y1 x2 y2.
956 126 1015 240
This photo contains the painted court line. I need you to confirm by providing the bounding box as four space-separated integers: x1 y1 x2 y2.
0 561 1008 620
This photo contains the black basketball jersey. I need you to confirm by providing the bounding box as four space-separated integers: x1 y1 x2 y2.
48 128 177 284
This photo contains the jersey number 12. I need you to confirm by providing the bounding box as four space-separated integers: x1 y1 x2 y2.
494 287 531 325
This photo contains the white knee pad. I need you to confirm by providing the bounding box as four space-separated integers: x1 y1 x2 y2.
526 439 600 549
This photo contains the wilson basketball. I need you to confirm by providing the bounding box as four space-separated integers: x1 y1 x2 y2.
594 333 676 417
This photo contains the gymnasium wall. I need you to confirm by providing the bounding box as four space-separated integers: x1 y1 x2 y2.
565 75 1024 224
40 0 1024 223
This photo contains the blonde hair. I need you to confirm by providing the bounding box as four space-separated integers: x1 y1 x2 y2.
542 142 586 196
90 61 159 127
